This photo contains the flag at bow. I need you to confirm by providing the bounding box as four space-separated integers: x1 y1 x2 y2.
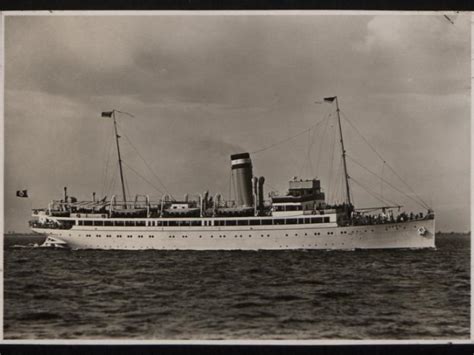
16 190 28 198
324 96 336 102
101 111 114 118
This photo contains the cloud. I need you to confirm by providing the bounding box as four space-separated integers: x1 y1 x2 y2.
355 14 470 96
4 14 470 233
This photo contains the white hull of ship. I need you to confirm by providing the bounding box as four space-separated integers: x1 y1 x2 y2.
32 219 435 250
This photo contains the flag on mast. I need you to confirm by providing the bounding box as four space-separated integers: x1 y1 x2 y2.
101 111 114 118
324 96 336 102
16 190 28 198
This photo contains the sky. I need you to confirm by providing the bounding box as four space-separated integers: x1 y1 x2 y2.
4 13 471 233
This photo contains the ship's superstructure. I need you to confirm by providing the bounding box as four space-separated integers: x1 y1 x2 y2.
29 98 435 250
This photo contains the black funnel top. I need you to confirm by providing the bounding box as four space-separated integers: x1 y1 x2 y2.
230 152 250 160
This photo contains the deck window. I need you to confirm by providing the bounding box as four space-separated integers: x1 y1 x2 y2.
324 217 330 223
136 221 146 227
237 220 249 226
249 220 260 226
274 219 285 225
104 221 113 226
84 220 93 226
94 221 104 226
261 219 272 225
125 220 135 226
191 221 201 226
225 220 236 226
286 219 297 225
115 221 125 226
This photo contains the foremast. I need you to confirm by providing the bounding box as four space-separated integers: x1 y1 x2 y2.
111 110 127 205
102 109 129 206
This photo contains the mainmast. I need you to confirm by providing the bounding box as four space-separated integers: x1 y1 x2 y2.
111 110 127 205
334 96 352 207
325 96 352 207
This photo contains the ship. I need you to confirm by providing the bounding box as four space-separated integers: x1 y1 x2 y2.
29 97 435 250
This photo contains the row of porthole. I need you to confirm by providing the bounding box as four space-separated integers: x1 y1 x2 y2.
84 232 350 238
85 232 323 239
72 230 388 240
81 234 159 239
279 242 347 248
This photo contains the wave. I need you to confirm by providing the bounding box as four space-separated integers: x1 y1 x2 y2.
18 311 62 321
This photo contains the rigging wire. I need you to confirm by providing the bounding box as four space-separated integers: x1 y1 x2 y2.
340 110 431 210
381 161 385 202
350 176 399 207
329 158 343 203
338 159 346 203
250 115 329 155
315 113 332 176
122 161 165 196
307 128 316 177
300 127 317 178
116 121 174 200
106 162 118 199
349 177 355 207
347 154 426 209
124 170 131 203
100 127 115 197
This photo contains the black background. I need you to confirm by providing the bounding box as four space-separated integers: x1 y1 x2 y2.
1 0 472 353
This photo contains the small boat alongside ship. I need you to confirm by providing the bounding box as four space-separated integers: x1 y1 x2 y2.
29 97 435 250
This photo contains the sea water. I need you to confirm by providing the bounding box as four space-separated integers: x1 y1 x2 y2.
3 233 469 340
